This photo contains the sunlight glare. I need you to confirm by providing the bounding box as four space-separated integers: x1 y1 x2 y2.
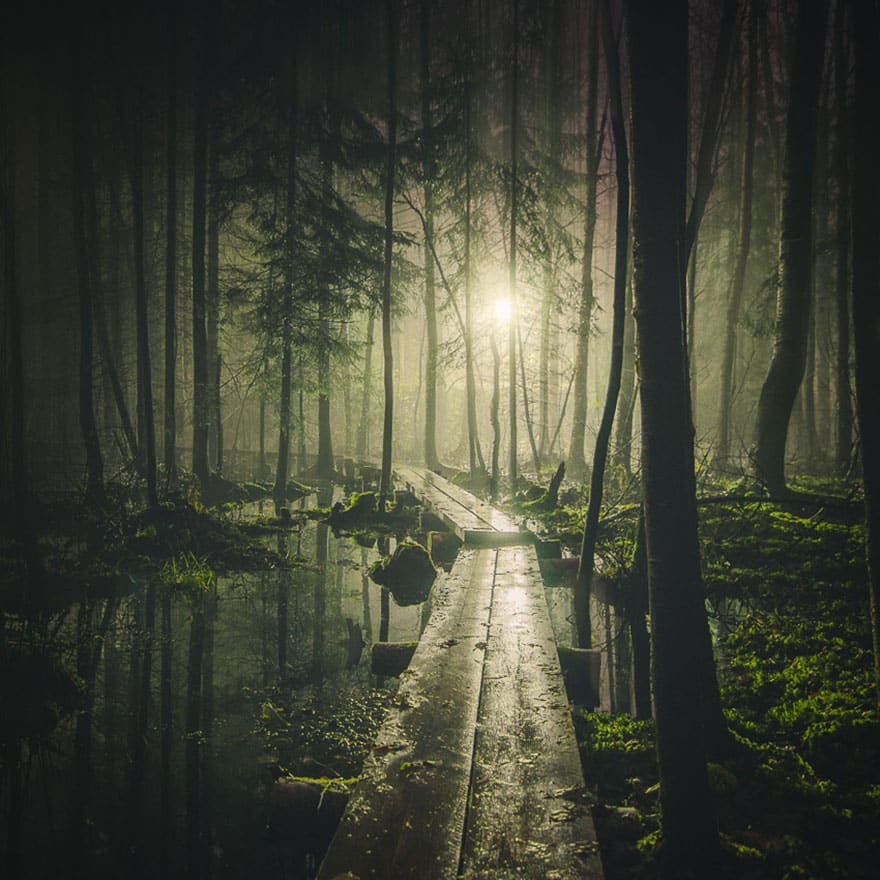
493 297 512 325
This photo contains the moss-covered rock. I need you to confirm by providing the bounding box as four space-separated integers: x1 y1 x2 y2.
369 540 437 606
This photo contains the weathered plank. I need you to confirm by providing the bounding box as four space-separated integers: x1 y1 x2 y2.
394 465 526 543
316 547 495 880
461 545 604 879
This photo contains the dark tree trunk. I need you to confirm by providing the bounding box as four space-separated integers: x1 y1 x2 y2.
568 0 600 481
574 0 628 650
833 0 852 474
614 276 636 474
159 590 173 877
629 508 651 720
684 0 740 263
206 142 221 475
420 0 440 471
131 100 158 508
185 603 206 880
851 0 880 703
191 17 211 487
71 39 105 506
1 78 30 556
717 0 758 465
274 52 297 512
463 49 483 478
379 0 398 509
626 0 722 873
356 306 376 460
278 534 289 682
317 145 335 480
490 329 501 499
753 0 828 494
164 2 178 488
507 0 519 487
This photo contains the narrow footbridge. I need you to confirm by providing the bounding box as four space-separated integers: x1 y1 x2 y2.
316 466 604 880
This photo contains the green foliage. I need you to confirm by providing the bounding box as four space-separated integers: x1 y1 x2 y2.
255 687 390 778
159 551 217 602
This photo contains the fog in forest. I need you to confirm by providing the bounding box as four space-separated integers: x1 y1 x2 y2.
2 0 879 879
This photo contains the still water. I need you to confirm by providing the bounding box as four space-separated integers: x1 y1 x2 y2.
3 494 427 880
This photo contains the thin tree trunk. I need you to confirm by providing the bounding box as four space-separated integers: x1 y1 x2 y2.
185 603 205 880
131 99 158 507
191 16 211 487
490 329 501 499
463 43 483 477
569 0 600 481
717 0 758 465
316 143 335 479
379 0 398 509
1 77 30 553
159 590 173 877
71 39 105 506
420 0 440 471
356 306 376 460
615 276 636 474
274 52 297 511
753 0 827 494
164 2 178 488
574 0 628 650
507 0 519 487
206 141 221 474
833 0 852 474
851 0 880 703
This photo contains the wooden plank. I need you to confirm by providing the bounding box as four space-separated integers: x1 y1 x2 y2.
461 544 604 880
316 547 496 880
394 466 522 539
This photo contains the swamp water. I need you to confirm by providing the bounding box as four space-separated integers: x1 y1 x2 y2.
3 493 427 880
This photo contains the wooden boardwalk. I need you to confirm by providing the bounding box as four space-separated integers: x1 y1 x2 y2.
394 465 526 545
316 469 603 880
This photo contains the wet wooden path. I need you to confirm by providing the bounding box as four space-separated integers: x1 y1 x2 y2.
316 467 603 880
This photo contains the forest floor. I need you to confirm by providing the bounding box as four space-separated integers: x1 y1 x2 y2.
517 474 879 880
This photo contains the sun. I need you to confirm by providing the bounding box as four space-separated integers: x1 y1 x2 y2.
493 297 512 325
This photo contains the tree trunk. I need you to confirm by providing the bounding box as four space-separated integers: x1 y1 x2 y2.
159 590 173 877
274 52 297 512
420 0 440 471
615 276 637 474
1 77 30 550
507 0 519 487
717 0 758 466
185 603 205 880
379 0 398 510
191 17 211 487
317 144 335 480
206 141 221 475
164 3 178 488
131 100 158 508
574 0 628 650
753 0 827 494
833 0 852 474
356 306 376 460
71 39 105 506
626 0 722 872
851 0 880 704
463 52 483 478
568 0 600 481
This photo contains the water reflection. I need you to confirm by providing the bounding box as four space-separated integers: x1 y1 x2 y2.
2 491 431 880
